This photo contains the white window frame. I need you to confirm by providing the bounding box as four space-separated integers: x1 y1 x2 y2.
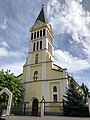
34 71 38 81
52 85 58 102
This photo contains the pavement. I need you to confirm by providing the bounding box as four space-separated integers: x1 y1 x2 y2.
9 116 90 120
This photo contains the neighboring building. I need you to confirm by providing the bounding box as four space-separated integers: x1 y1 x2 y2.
18 6 70 114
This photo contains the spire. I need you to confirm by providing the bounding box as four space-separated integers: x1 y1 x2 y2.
35 5 48 24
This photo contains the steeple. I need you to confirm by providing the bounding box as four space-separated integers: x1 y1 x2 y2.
29 6 54 62
35 6 48 24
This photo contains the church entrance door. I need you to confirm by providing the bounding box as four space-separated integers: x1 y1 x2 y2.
32 98 38 116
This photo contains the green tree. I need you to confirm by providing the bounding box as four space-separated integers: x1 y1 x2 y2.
62 77 89 116
81 83 89 103
88 92 90 97
0 69 24 107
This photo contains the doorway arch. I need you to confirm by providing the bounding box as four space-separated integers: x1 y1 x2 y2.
32 98 38 116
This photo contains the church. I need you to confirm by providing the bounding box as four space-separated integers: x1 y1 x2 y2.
18 6 69 113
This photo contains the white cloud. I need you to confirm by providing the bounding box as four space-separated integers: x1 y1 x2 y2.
47 0 90 73
0 62 24 76
0 47 24 58
0 47 8 57
88 82 90 89
54 49 90 73
0 41 25 76
0 19 7 30
47 0 90 49
0 42 10 57
0 41 24 58
1 41 9 48
47 0 90 47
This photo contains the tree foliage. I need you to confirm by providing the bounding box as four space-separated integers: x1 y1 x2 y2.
62 77 89 116
81 83 89 103
88 92 90 97
0 69 24 107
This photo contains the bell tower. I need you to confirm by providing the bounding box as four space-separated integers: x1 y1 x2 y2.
28 6 54 65
24 6 55 102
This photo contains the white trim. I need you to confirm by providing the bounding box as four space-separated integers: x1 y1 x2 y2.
46 38 48 50
28 54 32 64
47 81 50 101
52 45 54 56
42 50 46 62
41 62 50 101
41 63 47 100
29 41 31 52
24 84 29 102
26 66 30 82
24 66 31 102
36 31 37 39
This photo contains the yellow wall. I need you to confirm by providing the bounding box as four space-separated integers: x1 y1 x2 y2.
50 102 61 112
49 82 61 112
46 62 64 80
31 50 42 64
30 64 42 81
22 66 27 83
28 82 41 102
50 82 60 102
46 50 54 62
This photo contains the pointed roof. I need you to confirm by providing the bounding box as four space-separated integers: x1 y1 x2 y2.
35 6 48 24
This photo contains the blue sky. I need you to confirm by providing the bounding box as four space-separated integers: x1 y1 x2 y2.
0 0 90 91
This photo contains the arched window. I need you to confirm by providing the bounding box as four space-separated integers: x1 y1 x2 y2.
53 86 58 102
53 86 57 92
34 71 38 81
35 53 38 64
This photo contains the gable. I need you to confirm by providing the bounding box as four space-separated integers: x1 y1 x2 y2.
30 20 46 31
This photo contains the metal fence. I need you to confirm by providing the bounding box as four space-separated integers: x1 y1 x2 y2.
44 101 63 116
11 102 41 116
11 102 63 116
1 101 89 117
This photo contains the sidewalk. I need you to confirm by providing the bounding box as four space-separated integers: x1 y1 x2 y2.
9 116 90 120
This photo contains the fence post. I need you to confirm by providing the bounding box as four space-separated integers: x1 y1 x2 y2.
23 103 26 116
40 96 45 117
88 97 90 116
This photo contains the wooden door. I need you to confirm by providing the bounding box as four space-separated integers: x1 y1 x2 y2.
32 98 38 116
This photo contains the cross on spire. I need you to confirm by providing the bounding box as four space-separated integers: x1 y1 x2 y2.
42 4 45 7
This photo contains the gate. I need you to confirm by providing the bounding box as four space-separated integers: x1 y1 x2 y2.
11 102 41 116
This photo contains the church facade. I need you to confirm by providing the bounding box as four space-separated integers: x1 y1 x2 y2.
19 7 69 110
